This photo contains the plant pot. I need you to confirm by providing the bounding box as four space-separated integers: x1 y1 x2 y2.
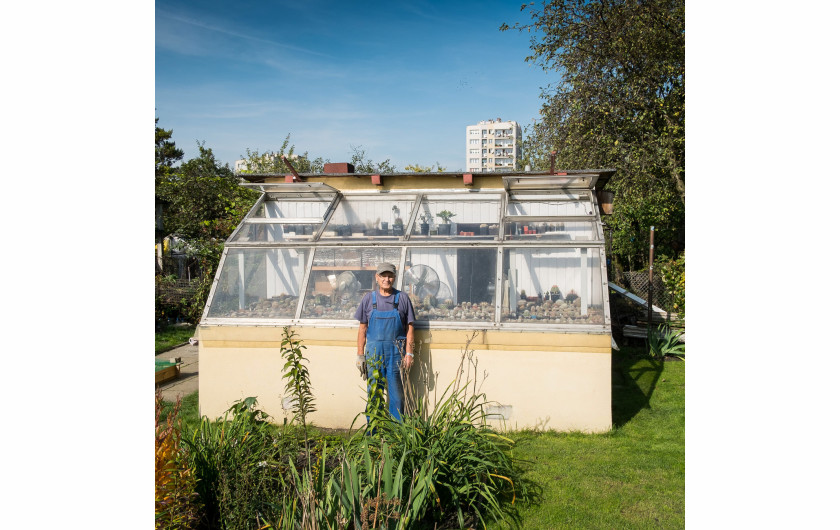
393 225 404 236
420 222 429 236
597 191 615 215
381 222 389 231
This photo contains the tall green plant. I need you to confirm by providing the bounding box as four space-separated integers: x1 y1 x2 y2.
281 327 317 461
332 438 433 530
350 334 519 528
364 354 389 435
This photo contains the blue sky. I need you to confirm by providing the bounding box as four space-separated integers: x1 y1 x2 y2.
155 0 555 171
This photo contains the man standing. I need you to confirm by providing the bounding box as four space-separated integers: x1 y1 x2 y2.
354 262 416 421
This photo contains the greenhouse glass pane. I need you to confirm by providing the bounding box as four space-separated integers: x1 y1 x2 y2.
253 196 332 219
503 221 597 241
322 197 416 240
301 247 401 320
230 223 320 242
405 248 497 322
500 248 605 325
207 248 309 318
411 195 501 240
506 195 593 216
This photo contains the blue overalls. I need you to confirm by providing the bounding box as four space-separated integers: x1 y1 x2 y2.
365 290 406 421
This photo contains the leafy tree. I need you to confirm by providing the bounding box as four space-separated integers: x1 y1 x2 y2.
156 142 260 323
158 143 257 243
503 0 684 269
404 162 447 172
349 145 397 173
155 118 184 181
239 134 326 174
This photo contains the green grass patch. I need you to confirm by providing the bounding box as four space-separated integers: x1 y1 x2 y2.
155 324 196 354
158 390 201 435
490 348 685 529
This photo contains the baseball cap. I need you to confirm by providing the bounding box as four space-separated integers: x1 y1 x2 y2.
376 262 396 275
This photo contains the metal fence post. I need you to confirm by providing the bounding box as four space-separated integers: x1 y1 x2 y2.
647 226 655 345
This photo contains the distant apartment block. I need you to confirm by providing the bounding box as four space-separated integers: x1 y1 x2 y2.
465 118 521 173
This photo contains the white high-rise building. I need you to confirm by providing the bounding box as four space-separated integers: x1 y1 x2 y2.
465 118 521 173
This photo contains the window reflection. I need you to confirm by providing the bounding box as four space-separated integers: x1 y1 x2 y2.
207 248 308 318
410 197 500 240
323 198 415 240
406 248 496 322
301 248 400 319
501 248 605 325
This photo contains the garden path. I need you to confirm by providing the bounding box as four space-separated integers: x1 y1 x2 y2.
155 342 198 402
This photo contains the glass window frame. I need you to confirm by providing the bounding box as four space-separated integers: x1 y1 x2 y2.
202 187 610 331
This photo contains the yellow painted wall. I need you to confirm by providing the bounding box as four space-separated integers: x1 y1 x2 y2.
263 174 504 191
198 325 612 433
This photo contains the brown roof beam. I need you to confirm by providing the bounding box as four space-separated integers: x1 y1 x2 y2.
282 155 302 182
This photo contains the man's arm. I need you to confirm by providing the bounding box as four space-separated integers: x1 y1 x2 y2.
357 323 368 357
403 322 415 369
356 322 368 377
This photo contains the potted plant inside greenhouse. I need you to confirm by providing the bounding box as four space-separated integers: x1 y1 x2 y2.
392 205 405 236
419 213 432 235
436 210 456 235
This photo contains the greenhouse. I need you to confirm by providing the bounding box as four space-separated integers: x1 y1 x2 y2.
198 167 616 432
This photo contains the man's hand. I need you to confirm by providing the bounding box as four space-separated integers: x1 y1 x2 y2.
402 353 414 370
356 355 367 379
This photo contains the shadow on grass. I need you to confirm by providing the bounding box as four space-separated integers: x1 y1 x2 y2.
612 347 664 428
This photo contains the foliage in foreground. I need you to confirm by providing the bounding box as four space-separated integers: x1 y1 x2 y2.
156 391 202 529
647 324 685 361
159 332 519 529
183 398 295 530
157 346 686 529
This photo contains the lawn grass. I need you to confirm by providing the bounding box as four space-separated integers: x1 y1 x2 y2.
157 390 202 435
157 345 684 528
155 324 196 354
490 347 685 529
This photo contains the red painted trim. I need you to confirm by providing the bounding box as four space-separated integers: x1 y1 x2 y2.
371 174 382 185
285 174 297 183
463 173 473 186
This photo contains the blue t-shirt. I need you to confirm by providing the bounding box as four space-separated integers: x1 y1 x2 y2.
354 290 416 326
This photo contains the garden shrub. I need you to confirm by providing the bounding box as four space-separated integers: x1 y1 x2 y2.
657 251 685 320
648 323 685 360
155 391 201 530
183 398 293 529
